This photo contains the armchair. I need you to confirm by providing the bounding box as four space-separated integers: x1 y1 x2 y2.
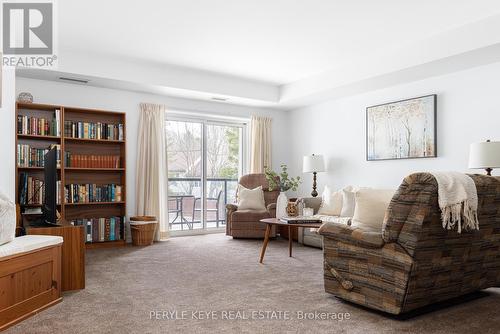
319 172 500 314
226 173 279 238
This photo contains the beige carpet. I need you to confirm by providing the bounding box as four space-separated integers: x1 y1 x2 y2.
6 234 500 334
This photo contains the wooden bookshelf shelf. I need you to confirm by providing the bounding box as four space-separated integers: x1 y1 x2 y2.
16 102 127 248
20 203 62 207
17 166 61 170
65 167 125 171
64 137 125 144
17 134 61 141
85 239 126 249
17 166 43 170
64 201 125 206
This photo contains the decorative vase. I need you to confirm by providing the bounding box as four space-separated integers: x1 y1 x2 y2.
17 92 33 103
276 192 288 219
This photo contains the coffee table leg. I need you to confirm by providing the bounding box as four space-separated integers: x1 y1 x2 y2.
259 224 272 263
288 226 292 257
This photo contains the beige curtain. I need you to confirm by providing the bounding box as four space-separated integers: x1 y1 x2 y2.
250 115 272 173
136 103 169 241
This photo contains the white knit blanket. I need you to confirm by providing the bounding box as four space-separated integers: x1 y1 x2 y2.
431 172 479 233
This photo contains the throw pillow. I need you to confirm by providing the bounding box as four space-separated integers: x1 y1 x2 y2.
318 185 342 216
0 192 16 246
340 189 356 217
352 188 395 229
237 185 266 211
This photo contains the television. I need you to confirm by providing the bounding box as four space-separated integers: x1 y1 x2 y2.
42 147 58 225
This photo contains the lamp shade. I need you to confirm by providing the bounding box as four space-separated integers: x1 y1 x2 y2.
468 141 500 169
303 154 325 173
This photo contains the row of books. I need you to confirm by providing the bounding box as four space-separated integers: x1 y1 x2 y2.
18 173 61 205
64 121 124 141
17 144 61 168
65 153 120 168
17 110 61 136
65 184 123 204
72 217 124 243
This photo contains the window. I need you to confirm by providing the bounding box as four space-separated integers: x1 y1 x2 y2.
166 115 246 234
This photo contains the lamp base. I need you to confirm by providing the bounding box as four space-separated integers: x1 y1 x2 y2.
311 172 318 197
485 168 492 176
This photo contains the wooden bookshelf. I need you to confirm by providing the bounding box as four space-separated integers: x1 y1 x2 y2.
15 102 127 249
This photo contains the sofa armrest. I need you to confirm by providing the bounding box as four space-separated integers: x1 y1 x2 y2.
226 204 238 213
318 222 384 248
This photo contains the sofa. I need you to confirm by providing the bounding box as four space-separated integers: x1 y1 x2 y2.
226 173 278 238
297 197 323 248
319 172 500 314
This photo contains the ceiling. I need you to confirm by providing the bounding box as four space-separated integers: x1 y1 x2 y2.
18 1 500 109
59 0 500 85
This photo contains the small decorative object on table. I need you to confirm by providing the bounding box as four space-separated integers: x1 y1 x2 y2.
303 207 314 217
265 164 301 219
286 200 299 217
17 92 33 103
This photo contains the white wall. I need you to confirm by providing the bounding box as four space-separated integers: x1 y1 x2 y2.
289 62 500 196
0 69 16 201
15 77 290 218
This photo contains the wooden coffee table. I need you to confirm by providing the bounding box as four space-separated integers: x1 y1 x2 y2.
259 218 323 263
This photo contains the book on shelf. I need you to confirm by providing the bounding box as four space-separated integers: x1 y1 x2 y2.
17 110 60 136
64 152 120 168
18 172 61 205
64 121 124 141
17 144 61 168
71 216 124 242
279 216 322 224
64 183 122 203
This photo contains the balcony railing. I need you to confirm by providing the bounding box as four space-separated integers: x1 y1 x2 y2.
168 177 238 230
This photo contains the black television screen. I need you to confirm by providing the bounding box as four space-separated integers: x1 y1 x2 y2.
43 147 58 225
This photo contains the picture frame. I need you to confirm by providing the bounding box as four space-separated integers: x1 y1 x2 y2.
366 94 437 161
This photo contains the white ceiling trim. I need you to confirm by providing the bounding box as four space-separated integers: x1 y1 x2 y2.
17 14 500 110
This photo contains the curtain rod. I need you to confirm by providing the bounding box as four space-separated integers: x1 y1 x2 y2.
167 108 250 124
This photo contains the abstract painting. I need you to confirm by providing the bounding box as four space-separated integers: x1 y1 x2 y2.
366 94 436 161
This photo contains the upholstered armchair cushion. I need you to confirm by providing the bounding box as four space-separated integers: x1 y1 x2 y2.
319 222 384 248
239 174 279 207
231 210 270 222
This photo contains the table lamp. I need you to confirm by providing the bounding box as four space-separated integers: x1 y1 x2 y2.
303 154 325 197
468 140 500 176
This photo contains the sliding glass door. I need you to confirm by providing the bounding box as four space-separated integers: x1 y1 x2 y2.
166 117 245 233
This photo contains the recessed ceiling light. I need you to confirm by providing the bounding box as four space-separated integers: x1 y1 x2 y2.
58 77 89 84
211 97 228 102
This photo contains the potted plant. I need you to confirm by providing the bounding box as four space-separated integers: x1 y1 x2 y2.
264 164 301 218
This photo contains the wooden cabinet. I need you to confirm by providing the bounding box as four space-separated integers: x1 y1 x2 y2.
26 225 85 291
0 243 62 331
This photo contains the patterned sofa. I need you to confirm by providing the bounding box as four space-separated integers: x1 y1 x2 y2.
319 172 500 314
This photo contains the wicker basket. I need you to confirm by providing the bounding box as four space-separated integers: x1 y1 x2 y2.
130 216 157 246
